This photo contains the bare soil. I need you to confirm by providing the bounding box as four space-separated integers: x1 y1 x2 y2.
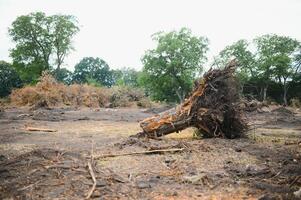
0 106 300 199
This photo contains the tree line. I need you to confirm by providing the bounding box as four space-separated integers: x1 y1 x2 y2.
1 12 300 105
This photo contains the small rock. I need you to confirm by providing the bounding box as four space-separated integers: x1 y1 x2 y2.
183 174 207 185
92 190 101 197
77 116 89 120
136 181 151 189
261 107 270 113
96 180 106 187
164 157 176 164
294 188 301 198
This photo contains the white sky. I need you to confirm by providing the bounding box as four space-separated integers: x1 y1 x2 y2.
0 0 301 71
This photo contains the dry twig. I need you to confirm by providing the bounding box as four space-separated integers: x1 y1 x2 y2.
93 148 184 159
86 161 97 199
290 175 301 188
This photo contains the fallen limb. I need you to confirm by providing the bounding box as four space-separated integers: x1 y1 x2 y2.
25 126 57 132
44 165 73 169
86 161 97 199
18 180 41 191
17 113 32 118
93 148 184 159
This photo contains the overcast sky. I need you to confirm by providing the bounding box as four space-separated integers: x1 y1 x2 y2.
0 0 300 71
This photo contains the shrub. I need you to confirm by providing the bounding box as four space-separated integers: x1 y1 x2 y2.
0 61 22 97
109 86 146 107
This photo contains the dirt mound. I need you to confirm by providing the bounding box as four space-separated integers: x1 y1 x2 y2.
272 107 294 116
10 72 152 108
239 99 268 112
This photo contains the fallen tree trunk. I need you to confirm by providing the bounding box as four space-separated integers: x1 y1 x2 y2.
25 126 57 132
138 60 247 139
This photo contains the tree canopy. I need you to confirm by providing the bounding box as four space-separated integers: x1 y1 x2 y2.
141 28 209 102
254 34 300 104
9 12 79 83
3 12 301 105
214 39 257 90
113 68 141 87
0 61 22 97
72 57 114 87
216 34 300 105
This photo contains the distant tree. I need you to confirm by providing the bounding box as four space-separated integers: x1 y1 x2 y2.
114 67 140 87
72 57 114 87
9 12 79 83
0 61 22 97
111 69 123 85
254 34 300 104
214 39 257 92
53 68 73 85
50 14 79 73
141 28 209 102
294 48 301 79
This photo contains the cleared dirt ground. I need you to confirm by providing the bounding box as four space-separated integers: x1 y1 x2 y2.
0 106 300 199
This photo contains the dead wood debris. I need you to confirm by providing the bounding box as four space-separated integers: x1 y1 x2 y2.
137 60 247 139
24 126 57 132
86 161 97 199
92 148 185 159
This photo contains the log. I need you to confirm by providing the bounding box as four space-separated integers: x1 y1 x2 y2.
25 126 57 132
138 60 247 139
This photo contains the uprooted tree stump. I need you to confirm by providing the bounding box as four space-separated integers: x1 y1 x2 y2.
137 60 247 139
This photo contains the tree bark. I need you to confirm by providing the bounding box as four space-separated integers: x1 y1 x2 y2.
283 80 288 106
263 85 268 102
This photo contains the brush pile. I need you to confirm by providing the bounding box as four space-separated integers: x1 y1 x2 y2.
138 60 247 139
10 72 152 109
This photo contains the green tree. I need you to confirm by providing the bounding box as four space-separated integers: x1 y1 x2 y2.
214 39 257 92
51 14 79 73
9 12 79 83
53 68 73 85
0 61 22 97
141 28 209 102
72 57 114 87
114 67 140 87
254 34 300 104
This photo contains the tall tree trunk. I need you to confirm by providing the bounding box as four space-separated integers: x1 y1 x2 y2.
240 83 244 95
263 85 268 102
175 90 184 103
283 80 288 106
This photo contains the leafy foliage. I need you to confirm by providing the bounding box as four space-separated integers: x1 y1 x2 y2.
53 68 73 85
9 12 79 83
254 34 300 104
141 28 209 102
0 61 22 97
214 40 257 90
113 68 141 87
215 34 300 104
72 57 114 87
